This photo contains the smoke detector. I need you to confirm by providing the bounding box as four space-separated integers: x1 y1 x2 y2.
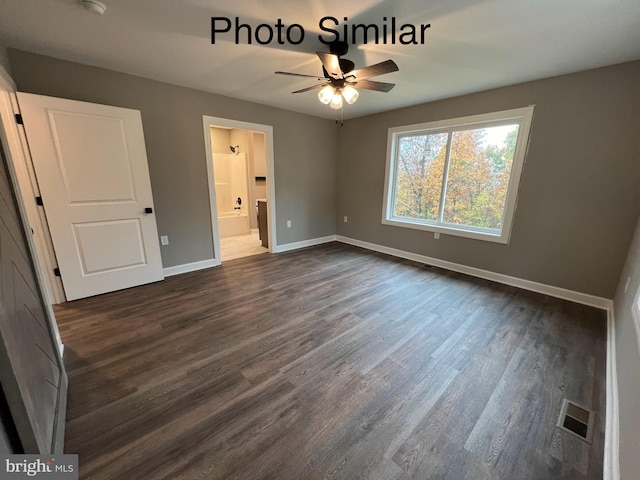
81 0 106 15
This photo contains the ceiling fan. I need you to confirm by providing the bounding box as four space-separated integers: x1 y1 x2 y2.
275 41 399 110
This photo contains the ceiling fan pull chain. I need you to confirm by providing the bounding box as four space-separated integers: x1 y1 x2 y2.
335 106 344 127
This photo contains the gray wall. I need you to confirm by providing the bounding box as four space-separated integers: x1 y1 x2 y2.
336 61 640 298
0 44 11 76
8 49 337 268
613 215 640 479
6 49 639 297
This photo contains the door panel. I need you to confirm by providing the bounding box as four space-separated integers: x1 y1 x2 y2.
0 136 66 453
49 111 136 203
17 93 164 301
73 219 147 274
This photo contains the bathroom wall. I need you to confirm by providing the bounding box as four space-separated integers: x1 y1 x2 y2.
229 129 257 229
214 152 251 238
210 127 230 154
253 132 268 201
229 129 249 156
211 127 264 231
213 153 248 214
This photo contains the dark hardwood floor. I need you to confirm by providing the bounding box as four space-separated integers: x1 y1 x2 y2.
54 242 607 479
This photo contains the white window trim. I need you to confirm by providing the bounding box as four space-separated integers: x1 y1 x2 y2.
381 106 535 244
633 283 640 349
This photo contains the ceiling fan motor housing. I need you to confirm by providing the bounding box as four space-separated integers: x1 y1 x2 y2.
320 41 354 78
328 40 349 56
323 59 355 79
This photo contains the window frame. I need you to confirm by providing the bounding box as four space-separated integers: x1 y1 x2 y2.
381 106 535 244
633 283 640 345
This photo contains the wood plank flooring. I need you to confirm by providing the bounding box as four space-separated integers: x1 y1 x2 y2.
54 242 606 479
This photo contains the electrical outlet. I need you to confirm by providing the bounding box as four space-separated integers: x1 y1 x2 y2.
434 232 440 239
160 235 169 246
286 220 291 228
343 216 348 223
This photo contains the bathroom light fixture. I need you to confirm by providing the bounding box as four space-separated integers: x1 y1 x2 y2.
81 0 107 15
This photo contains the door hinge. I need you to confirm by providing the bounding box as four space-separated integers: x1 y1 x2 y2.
35 196 43 206
53 267 61 277
14 113 23 125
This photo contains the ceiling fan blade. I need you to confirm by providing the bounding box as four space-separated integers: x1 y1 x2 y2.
275 71 324 80
292 83 330 94
348 60 399 81
316 52 343 79
351 79 396 92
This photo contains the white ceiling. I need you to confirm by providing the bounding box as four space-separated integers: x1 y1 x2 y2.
1 0 639 120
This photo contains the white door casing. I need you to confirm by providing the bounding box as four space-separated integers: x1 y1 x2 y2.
202 116 277 262
17 93 164 301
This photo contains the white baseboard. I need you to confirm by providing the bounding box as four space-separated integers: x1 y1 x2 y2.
163 258 218 277
274 235 337 253
335 235 613 311
604 307 620 480
164 236 337 274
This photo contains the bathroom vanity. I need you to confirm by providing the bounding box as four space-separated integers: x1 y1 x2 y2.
257 200 268 248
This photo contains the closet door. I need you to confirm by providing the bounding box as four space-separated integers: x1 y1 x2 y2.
17 93 164 301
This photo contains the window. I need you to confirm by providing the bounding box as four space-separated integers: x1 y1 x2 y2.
382 106 535 243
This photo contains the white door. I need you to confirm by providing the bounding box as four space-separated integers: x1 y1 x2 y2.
17 93 164 301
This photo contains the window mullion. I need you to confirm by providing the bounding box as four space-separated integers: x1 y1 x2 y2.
390 134 401 217
437 131 454 223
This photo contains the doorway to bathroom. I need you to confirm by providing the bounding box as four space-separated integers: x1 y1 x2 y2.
202 116 276 263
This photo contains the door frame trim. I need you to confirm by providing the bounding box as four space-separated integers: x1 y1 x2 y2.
202 116 277 263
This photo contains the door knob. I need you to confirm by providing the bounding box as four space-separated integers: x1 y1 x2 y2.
145 207 153 214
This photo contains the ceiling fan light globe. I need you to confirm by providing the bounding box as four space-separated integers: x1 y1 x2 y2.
329 92 343 110
318 85 334 104
342 85 359 105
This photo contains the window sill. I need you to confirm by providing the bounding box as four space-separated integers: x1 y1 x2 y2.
381 217 510 244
